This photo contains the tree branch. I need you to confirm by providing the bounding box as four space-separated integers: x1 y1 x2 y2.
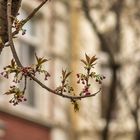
5 0 102 105
81 0 114 64
12 0 49 36
0 0 22 54
29 74 101 100
7 0 22 67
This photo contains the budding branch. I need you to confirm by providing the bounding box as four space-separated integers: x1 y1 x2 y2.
2 0 104 110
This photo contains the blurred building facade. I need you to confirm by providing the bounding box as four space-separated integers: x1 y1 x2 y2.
0 0 140 140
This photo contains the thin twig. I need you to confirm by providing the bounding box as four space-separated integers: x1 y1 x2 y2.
22 0 48 24
12 0 49 36
81 0 114 63
29 74 101 100
7 0 23 67
23 76 27 94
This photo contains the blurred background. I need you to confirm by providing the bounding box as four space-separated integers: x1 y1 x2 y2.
0 0 140 140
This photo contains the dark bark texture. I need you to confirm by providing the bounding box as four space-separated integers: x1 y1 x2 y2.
0 0 22 54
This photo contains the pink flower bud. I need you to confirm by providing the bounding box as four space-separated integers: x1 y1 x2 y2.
76 74 80 78
85 92 91 96
24 98 27 101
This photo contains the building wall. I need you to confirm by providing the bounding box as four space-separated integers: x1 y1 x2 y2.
0 112 51 140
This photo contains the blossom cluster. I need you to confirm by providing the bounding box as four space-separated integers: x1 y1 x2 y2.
0 54 105 111
0 54 50 105
5 85 27 106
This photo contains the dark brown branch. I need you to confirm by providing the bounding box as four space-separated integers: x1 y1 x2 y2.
23 76 27 94
0 0 22 54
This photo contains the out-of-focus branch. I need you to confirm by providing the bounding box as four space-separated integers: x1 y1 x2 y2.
118 79 140 140
81 0 114 64
12 0 49 36
118 82 136 117
81 1 122 140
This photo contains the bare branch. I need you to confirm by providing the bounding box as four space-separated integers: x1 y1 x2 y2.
12 0 49 36
7 0 22 67
81 0 114 63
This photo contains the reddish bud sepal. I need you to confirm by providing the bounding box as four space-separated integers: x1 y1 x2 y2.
4 86 27 106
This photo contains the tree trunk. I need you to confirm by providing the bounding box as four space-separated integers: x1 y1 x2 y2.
101 64 118 140
0 0 22 54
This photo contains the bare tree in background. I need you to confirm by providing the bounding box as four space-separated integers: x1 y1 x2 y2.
81 0 140 140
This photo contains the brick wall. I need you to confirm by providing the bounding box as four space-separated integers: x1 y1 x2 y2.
0 112 51 140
